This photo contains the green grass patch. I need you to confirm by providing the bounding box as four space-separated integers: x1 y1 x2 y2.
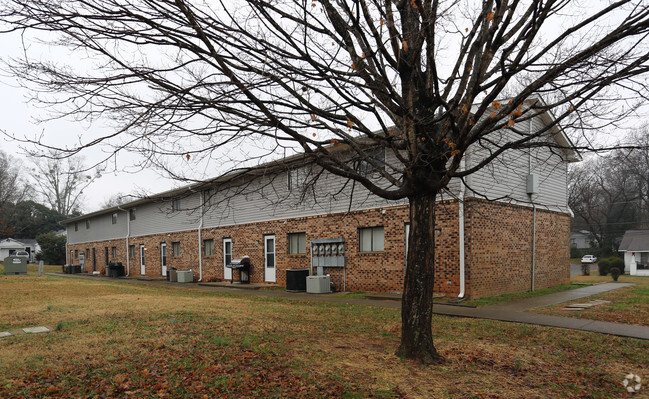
463 283 593 307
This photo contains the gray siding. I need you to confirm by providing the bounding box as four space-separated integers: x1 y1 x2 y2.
465 115 569 212
66 116 571 243
67 210 128 244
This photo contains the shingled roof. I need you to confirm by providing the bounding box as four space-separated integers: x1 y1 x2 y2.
618 230 649 252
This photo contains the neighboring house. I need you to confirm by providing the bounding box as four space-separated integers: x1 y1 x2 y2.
570 230 595 249
618 230 649 276
64 106 579 299
0 238 40 262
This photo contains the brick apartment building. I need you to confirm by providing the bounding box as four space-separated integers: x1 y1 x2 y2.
64 109 579 299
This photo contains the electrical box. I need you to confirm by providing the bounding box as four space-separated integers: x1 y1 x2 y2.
176 270 194 283
306 275 331 294
526 174 539 195
3 256 27 275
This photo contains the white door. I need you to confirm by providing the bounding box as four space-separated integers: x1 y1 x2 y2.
79 252 85 269
160 243 167 276
140 244 146 275
223 238 232 280
264 235 276 282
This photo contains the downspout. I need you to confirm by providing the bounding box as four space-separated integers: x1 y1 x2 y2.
528 118 536 291
118 206 130 276
198 200 204 282
458 157 466 298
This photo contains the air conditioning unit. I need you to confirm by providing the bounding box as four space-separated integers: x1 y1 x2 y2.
306 275 331 294
176 270 194 283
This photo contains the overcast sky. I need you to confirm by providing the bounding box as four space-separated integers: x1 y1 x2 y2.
0 2 646 214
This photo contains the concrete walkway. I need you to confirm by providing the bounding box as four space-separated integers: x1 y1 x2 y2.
47 274 649 340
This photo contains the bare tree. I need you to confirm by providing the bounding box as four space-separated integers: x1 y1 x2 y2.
31 154 103 216
1 0 649 363
0 150 27 209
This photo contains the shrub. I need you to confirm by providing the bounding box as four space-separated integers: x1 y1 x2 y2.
610 257 625 274
598 259 610 276
610 267 621 281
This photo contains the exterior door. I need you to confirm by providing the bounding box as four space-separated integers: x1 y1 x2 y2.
223 239 232 280
140 244 146 275
264 235 276 282
79 252 85 269
160 243 167 276
92 248 97 272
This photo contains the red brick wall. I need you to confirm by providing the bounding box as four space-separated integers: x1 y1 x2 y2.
465 200 570 298
67 199 570 298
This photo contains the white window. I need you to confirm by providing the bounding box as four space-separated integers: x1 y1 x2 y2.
129 208 136 221
359 226 384 252
203 188 214 206
358 147 385 174
172 242 181 257
288 167 309 191
288 233 306 254
111 247 117 258
112 212 118 224
172 198 181 212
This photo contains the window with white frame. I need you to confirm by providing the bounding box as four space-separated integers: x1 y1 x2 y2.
172 198 181 212
288 233 306 254
111 212 118 224
359 226 384 252
172 242 181 257
203 188 214 206
129 208 136 221
358 147 385 175
287 167 309 191
111 247 117 258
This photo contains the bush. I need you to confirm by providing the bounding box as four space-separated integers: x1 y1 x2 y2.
610 267 621 281
598 259 610 276
610 257 625 273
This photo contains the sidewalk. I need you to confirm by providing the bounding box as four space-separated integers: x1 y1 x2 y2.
48 274 649 340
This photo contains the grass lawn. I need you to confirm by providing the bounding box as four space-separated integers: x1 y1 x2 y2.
534 274 649 327
0 271 647 398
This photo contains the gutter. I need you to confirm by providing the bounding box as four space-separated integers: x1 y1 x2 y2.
528 118 536 291
458 157 466 299
198 199 204 282
117 206 130 276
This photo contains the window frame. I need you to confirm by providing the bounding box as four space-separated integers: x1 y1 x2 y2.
129 245 136 259
111 212 118 225
129 208 136 221
172 242 181 257
172 198 181 212
111 246 117 258
287 232 306 254
358 147 386 175
85 219 90 229
359 226 385 252
203 239 214 257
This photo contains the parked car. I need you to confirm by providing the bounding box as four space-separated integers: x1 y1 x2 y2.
581 254 598 264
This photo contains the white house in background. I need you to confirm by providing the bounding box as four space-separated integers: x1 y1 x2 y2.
618 230 649 276
0 238 40 262
570 230 595 249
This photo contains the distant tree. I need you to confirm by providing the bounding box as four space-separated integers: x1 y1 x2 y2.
2 0 649 364
7 201 67 238
0 150 29 237
31 154 103 216
100 192 127 209
36 232 67 265
569 153 640 255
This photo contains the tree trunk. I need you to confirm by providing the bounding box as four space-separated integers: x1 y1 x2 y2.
396 192 443 364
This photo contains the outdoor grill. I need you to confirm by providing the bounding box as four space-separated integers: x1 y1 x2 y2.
226 255 250 284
